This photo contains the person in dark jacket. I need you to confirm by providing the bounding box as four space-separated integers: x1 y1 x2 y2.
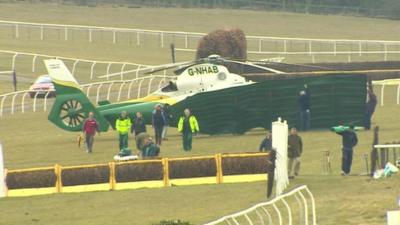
259 131 272 152
141 137 160 159
298 85 311 131
161 104 170 140
288 127 303 178
131 112 146 136
335 125 358 175
364 81 377 130
152 104 165 146
131 112 147 150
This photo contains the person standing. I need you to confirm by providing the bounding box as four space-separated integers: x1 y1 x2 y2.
178 109 199 151
161 104 170 140
131 112 147 136
152 104 165 146
288 127 303 179
259 131 272 152
82 111 100 153
335 125 358 176
298 85 311 131
116 111 132 151
364 81 377 130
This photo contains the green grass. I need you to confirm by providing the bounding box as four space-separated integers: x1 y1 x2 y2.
1 3 400 225
0 85 399 225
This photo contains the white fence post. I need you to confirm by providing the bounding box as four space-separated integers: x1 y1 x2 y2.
281 199 293 225
15 23 19 39
120 63 127 80
43 92 51 112
137 79 145 98
272 203 283 225
64 26 68 41
185 33 188 49
147 77 155 95
32 92 39 112
117 82 126 102
95 83 103 104
72 59 80 75
106 62 112 80
90 61 96 80
381 84 385 106
107 83 114 100
160 32 164 48
384 43 388 61
11 93 19 114
88 29 92 42
12 53 18 71
40 25 44 40
21 92 28 113
32 54 37 72
297 190 309 225
0 96 6 118
397 84 400 105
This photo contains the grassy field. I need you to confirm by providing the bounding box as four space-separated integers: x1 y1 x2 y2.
0 3 400 225
0 85 399 225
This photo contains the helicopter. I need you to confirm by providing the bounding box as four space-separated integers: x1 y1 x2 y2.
45 55 366 134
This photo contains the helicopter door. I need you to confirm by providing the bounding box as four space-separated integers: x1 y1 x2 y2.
176 75 204 95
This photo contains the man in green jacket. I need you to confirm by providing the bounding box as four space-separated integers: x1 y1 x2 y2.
178 109 199 151
288 127 303 179
142 137 160 159
116 111 132 150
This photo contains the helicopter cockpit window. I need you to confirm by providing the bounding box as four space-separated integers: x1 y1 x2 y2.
161 81 178 92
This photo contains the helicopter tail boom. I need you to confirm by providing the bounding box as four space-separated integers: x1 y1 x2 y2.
44 59 109 132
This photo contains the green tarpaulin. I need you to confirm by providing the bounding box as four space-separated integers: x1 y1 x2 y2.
169 74 367 134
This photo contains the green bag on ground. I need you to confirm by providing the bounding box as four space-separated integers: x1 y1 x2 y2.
118 148 132 157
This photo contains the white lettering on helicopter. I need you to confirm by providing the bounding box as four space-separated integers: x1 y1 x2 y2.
187 66 219 76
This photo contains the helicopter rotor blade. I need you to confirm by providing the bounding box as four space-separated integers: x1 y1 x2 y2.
143 60 201 75
98 60 199 79
222 59 284 74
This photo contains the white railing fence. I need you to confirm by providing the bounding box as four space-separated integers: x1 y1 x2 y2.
0 75 174 118
203 185 317 225
2 20 400 62
372 80 400 106
0 49 152 81
176 48 400 63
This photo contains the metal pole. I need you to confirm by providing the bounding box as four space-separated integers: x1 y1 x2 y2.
12 70 17 92
170 43 176 63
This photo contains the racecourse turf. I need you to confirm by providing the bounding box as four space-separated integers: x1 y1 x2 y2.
0 3 400 225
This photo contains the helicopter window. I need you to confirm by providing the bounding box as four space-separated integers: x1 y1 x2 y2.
161 81 178 92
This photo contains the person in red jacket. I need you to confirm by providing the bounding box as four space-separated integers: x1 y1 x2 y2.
82 112 100 153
